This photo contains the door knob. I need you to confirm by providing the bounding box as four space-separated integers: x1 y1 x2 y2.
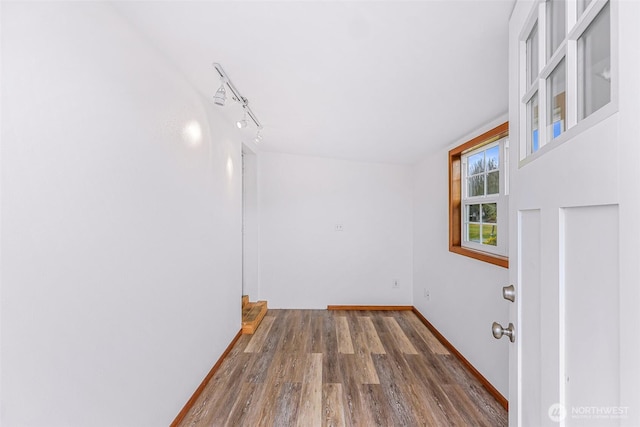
502 284 515 302
492 322 515 342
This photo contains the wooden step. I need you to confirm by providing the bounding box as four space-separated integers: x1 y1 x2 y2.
242 295 249 309
242 300 268 335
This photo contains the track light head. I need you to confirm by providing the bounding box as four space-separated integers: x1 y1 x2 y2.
254 131 263 143
213 83 226 106
236 112 248 129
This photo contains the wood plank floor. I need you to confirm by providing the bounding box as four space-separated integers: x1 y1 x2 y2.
178 310 507 426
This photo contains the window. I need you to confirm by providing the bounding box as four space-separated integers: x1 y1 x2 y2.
578 2 611 120
462 142 507 255
449 122 509 268
520 0 613 161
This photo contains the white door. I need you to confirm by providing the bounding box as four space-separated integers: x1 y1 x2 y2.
507 1 640 426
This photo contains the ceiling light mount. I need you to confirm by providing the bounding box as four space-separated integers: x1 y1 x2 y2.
212 62 263 131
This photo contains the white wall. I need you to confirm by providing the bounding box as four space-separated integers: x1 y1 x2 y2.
0 1 4 421
1 3 243 426
412 116 510 397
259 152 413 309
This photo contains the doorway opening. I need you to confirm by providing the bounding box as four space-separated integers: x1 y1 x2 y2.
241 145 266 334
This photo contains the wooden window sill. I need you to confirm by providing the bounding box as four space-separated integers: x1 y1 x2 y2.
449 245 509 268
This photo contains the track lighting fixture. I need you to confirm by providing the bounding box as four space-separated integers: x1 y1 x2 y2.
236 112 248 129
212 62 263 132
213 81 226 106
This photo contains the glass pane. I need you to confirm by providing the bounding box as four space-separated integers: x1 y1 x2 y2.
577 0 594 17
547 58 566 140
578 3 611 120
547 0 566 59
487 171 500 195
527 92 539 153
482 203 497 223
527 23 539 86
468 175 485 197
482 224 498 246
467 204 481 223
486 145 499 170
467 152 485 175
467 223 481 243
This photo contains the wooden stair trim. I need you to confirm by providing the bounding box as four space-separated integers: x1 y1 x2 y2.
242 300 268 335
170 329 243 427
327 305 413 311
411 306 508 410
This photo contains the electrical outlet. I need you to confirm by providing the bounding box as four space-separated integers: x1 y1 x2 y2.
392 279 399 289
335 224 344 232
424 288 430 301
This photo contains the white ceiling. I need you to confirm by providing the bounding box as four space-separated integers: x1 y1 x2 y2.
114 0 514 164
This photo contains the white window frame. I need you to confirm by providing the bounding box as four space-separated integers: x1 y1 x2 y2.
519 0 617 164
461 137 509 257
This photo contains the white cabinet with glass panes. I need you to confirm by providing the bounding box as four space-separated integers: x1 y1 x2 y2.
520 0 614 161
